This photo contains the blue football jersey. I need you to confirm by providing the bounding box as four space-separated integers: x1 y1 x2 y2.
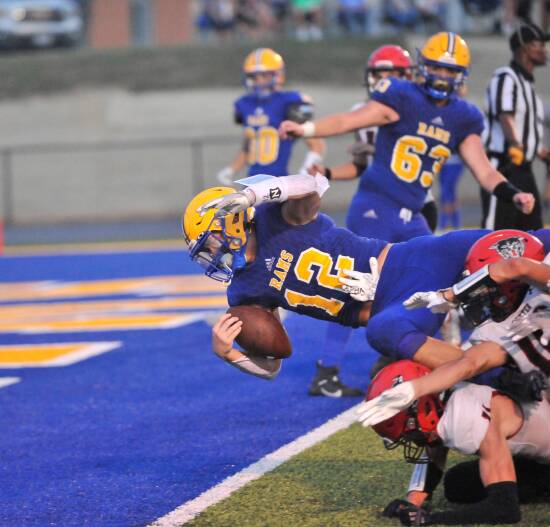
227 204 387 326
234 90 310 177
363 78 484 212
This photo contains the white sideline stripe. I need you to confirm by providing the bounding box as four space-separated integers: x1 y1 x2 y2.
0 377 20 389
148 404 361 527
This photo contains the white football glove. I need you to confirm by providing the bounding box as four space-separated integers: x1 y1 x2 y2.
201 189 256 218
356 381 416 428
403 290 456 313
299 151 323 175
217 166 235 186
508 307 550 346
339 257 379 302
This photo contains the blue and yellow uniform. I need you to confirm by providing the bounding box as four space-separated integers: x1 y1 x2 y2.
227 204 497 358
235 91 312 177
184 188 550 361
346 77 484 241
228 203 386 326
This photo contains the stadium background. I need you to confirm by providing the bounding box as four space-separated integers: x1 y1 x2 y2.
1 1 550 526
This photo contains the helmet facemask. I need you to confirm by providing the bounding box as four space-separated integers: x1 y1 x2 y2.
187 211 254 283
244 70 283 99
417 55 467 100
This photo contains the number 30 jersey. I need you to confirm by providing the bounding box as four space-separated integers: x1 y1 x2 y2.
234 91 313 177
364 78 484 212
227 203 387 326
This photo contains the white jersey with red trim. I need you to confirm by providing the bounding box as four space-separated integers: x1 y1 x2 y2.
464 254 550 378
438 383 550 463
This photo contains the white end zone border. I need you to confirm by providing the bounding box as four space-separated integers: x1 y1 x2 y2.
148 404 361 526
0 377 20 389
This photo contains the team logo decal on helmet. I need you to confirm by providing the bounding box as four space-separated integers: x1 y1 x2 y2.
243 48 285 99
490 237 526 259
182 187 255 283
418 32 470 100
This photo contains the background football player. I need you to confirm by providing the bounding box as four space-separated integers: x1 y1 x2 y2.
363 358 550 526
216 48 325 186
181 172 550 382
279 32 535 233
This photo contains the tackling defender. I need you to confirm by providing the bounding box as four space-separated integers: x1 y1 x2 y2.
364 359 550 525
216 48 325 186
280 32 535 239
357 231 550 524
182 173 550 380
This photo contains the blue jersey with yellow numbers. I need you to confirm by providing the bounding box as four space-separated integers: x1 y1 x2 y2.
227 203 387 326
363 78 484 212
234 91 308 177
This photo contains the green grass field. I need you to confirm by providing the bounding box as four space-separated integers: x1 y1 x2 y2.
187 423 550 527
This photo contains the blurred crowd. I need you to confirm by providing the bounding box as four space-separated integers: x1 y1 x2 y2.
195 0 549 42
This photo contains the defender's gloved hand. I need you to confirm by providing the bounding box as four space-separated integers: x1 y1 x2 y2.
403 290 456 313
338 257 379 302
496 368 548 403
383 499 417 518
204 189 256 217
356 381 416 428
216 166 235 186
399 504 432 526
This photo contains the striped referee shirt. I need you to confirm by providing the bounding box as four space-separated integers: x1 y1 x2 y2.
482 61 544 163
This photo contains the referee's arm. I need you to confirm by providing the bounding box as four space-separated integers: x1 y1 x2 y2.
458 133 535 214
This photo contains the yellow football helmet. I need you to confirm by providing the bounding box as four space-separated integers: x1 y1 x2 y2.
183 187 255 282
243 48 285 98
418 32 470 100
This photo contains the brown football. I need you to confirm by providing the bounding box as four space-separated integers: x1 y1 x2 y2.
227 305 292 359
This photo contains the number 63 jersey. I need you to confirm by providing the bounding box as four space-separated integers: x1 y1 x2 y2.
465 254 550 378
364 78 484 212
227 203 387 327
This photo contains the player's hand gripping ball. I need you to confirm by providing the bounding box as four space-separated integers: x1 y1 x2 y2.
227 305 292 359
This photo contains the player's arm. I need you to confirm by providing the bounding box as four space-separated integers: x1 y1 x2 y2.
413 342 507 398
408 258 550 310
488 257 550 291
210 172 330 226
357 341 506 429
279 100 398 139
383 446 448 519
211 312 282 380
458 134 534 214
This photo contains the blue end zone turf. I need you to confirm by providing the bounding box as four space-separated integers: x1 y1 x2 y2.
0 249 376 526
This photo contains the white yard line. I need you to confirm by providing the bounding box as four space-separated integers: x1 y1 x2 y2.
148 404 361 527
0 377 20 389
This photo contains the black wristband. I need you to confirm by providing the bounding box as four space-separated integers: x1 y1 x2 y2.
324 167 332 180
353 162 366 178
493 181 521 203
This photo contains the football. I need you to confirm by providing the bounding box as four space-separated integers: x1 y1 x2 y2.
227 305 292 359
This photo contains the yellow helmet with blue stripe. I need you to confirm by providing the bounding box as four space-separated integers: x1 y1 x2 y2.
183 187 255 282
243 48 285 98
418 32 470 100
